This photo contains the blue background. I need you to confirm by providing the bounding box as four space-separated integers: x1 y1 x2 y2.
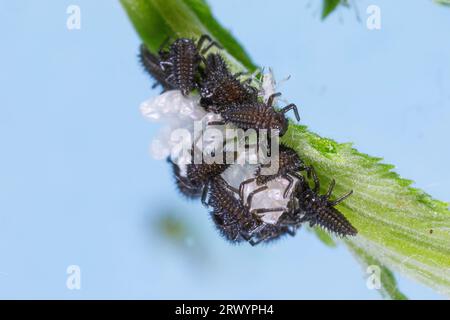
0 0 449 299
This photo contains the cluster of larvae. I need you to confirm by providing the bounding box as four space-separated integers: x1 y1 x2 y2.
139 35 357 245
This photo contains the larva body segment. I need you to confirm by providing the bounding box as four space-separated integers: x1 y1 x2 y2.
223 103 287 135
200 54 257 112
207 177 262 243
186 161 230 188
309 205 357 237
167 38 200 96
142 35 222 96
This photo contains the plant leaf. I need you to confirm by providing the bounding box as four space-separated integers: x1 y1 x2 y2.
322 0 342 19
121 0 450 298
346 241 408 300
434 0 450 6
121 0 256 73
309 227 337 248
281 125 450 297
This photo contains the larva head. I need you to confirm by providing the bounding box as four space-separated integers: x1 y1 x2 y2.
296 185 327 214
273 112 289 136
294 179 357 237
171 38 197 52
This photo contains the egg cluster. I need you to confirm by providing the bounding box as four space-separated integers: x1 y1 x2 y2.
138 35 357 245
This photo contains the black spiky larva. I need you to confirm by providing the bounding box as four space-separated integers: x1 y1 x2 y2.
205 175 300 245
167 158 203 199
186 158 230 190
206 176 263 243
202 52 229 75
139 44 174 92
294 168 357 237
159 35 222 96
199 53 258 113
168 142 233 200
213 92 300 137
254 143 311 197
